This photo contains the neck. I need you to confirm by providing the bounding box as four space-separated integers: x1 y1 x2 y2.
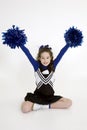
39 62 48 70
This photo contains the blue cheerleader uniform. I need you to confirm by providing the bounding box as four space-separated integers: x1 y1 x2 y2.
20 44 69 105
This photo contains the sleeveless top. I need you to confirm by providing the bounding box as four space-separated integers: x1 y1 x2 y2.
34 68 55 89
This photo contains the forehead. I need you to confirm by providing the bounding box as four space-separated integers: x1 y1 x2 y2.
40 51 50 57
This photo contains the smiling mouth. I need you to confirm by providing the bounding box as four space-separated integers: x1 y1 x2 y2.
44 63 49 65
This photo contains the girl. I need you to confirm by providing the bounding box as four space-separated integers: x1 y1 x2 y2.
20 44 72 113
2 26 83 113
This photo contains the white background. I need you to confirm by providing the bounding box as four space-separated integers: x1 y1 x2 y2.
0 0 87 130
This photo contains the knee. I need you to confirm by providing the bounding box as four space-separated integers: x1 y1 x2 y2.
21 101 34 113
65 99 72 108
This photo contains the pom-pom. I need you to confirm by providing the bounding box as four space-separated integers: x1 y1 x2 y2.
2 25 27 49
64 26 83 47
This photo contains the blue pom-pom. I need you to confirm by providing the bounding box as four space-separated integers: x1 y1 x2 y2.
64 26 83 47
2 25 27 49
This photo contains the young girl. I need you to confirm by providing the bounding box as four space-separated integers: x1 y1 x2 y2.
2 26 83 113
20 44 72 113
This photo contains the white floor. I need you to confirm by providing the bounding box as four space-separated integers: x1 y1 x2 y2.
0 95 87 130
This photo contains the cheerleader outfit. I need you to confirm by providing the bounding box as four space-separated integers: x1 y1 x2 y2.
20 44 69 105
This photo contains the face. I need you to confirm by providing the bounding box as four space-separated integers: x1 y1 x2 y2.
39 52 51 66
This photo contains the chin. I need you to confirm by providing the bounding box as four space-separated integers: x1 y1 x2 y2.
44 65 48 66
43 63 49 66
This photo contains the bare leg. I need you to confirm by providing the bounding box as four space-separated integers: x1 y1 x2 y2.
50 97 72 109
21 101 49 113
21 98 72 113
21 101 34 113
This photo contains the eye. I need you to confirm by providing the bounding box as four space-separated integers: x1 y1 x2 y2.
41 57 44 59
47 56 50 59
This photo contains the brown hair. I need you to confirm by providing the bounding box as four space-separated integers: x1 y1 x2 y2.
37 46 55 72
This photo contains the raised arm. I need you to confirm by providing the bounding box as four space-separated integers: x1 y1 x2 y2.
20 45 39 71
53 44 69 69
2 26 83 71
